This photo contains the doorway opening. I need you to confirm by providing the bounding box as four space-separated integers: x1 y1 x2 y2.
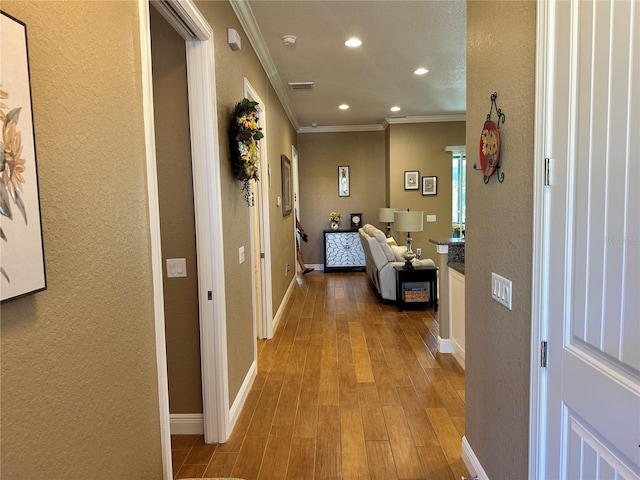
245 80 274 340
138 0 230 477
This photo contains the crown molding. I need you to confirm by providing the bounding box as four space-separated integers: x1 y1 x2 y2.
229 0 300 131
298 124 386 134
384 113 467 127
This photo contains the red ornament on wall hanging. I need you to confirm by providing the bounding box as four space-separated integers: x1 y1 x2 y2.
474 92 506 183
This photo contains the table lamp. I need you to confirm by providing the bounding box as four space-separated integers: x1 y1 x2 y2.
394 209 424 269
378 207 397 237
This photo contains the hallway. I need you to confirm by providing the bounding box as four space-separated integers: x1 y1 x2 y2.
172 271 469 479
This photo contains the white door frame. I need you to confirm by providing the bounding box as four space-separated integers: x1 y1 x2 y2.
139 1 229 476
528 0 549 477
244 79 274 340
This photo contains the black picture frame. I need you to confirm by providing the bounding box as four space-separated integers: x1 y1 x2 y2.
422 176 437 196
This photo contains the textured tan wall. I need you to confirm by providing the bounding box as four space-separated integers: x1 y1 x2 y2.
465 1 536 478
297 131 386 264
150 8 202 414
266 84 297 304
0 1 162 478
388 122 466 263
195 0 297 403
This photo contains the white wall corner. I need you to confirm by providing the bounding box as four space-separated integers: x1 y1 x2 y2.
462 435 490 480
438 336 453 353
228 359 257 432
170 413 204 435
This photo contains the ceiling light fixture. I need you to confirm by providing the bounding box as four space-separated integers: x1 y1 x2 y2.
413 67 429 75
339 104 349 110
345 37 362 48
390 106 401 112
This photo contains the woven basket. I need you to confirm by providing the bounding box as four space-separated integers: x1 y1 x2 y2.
404 289 429 302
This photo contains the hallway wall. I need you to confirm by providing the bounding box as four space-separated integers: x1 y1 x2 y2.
296 131 386 265
1 1 162 477
465 1 536 478
194 0 297 403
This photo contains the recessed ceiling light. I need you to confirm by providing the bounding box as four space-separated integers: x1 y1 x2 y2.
339 104 349 110
345 37 362 48
414 67 429 75
390 106 401 112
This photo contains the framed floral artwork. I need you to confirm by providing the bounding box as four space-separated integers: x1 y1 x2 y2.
338 165 350 197
422 176 437 195
404 170 419 190
1 12 47 302
281 154 292 216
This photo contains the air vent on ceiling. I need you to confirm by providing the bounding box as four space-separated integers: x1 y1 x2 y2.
288 82 314 90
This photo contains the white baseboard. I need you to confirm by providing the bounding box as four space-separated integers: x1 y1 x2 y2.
228 359 257 432
462 435 490 480
438 336 453 353
299 263 323 272
452 338 465 370
272 275 297 335
170 413 204 435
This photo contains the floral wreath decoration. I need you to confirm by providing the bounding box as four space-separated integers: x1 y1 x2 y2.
229 98 264 205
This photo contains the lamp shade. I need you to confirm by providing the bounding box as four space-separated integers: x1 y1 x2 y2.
378 207 397 223
394 210 424 232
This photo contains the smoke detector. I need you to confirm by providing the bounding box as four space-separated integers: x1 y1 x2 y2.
282 35 297 46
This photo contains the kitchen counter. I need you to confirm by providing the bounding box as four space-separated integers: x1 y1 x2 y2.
448 262 465 275
429 237 465 351
429 238 465 246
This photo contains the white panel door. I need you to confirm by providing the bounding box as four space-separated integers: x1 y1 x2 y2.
542 1 640 478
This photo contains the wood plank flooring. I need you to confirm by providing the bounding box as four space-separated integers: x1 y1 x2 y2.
172 271 469 479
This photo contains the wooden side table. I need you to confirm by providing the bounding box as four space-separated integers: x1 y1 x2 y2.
394 264 438 311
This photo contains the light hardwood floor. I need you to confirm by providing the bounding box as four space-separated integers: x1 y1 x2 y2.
172 271 469 479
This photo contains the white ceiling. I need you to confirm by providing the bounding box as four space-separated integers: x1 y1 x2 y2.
231 0 467 132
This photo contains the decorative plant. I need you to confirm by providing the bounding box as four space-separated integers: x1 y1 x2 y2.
329 211 341 229
0 87 28 283
452 223 465 238
229 98 264 206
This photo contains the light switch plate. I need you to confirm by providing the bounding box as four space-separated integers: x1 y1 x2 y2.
491 272 512 310
166 258 187 278
426 214 437 222
239 246 245 264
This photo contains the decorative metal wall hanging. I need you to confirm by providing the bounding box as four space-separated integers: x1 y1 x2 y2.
473 92 506 183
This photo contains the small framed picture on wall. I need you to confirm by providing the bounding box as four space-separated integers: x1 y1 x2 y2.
338 165 350 197
422 176 437 195
404 170 419 190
